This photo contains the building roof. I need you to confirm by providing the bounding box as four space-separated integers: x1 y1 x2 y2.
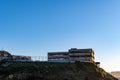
69 48 94 53
48 52 68 55
12 55 31 57
48 48 95 55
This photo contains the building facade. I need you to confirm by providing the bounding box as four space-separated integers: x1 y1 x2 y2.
12 55 31 61
48 52 69 62
48 48 95 63
0 50 31 61
0 50 12 61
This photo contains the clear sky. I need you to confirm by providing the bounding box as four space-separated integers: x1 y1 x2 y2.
0 0 120 72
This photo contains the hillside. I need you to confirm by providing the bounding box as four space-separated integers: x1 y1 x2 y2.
111 71 120 79
0 61 118 80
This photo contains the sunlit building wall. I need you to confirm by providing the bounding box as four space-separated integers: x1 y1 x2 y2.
48 48 95 62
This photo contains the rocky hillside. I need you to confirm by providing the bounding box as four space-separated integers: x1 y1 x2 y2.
0 61 118 80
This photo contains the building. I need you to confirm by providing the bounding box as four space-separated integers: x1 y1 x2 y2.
48 52 69 62
12 55 31 61
48 48 95 63
0 50 12 61
0 50 31 61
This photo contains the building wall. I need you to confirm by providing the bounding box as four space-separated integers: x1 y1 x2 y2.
69 52 94 62
12 55 31 61
48 48 95 63
0 50 31 61
0 51 12 61
48 52 69 62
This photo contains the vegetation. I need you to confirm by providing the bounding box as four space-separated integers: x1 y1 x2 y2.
0 61 118 80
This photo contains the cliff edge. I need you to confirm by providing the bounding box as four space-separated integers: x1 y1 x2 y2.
0 61 118 80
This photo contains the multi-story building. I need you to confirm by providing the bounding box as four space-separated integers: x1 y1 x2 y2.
48 52 69 62
48 48 95 63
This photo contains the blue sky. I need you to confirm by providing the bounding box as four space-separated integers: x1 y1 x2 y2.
0 0 120 72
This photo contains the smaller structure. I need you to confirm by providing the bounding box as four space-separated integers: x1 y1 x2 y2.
95 62 100 66
0 50 31 61
0 50 12 61
12 55 31 61
48 48 95 63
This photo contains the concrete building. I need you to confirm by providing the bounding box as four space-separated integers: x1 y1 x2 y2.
48 52 69 62
48 48 95 63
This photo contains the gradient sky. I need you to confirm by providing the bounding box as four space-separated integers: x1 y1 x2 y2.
0 0 120 72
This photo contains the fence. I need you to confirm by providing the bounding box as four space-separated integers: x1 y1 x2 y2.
31 56 47 61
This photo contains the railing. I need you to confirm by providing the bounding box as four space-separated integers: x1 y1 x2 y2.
0 56 48 62
31 56 47 61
